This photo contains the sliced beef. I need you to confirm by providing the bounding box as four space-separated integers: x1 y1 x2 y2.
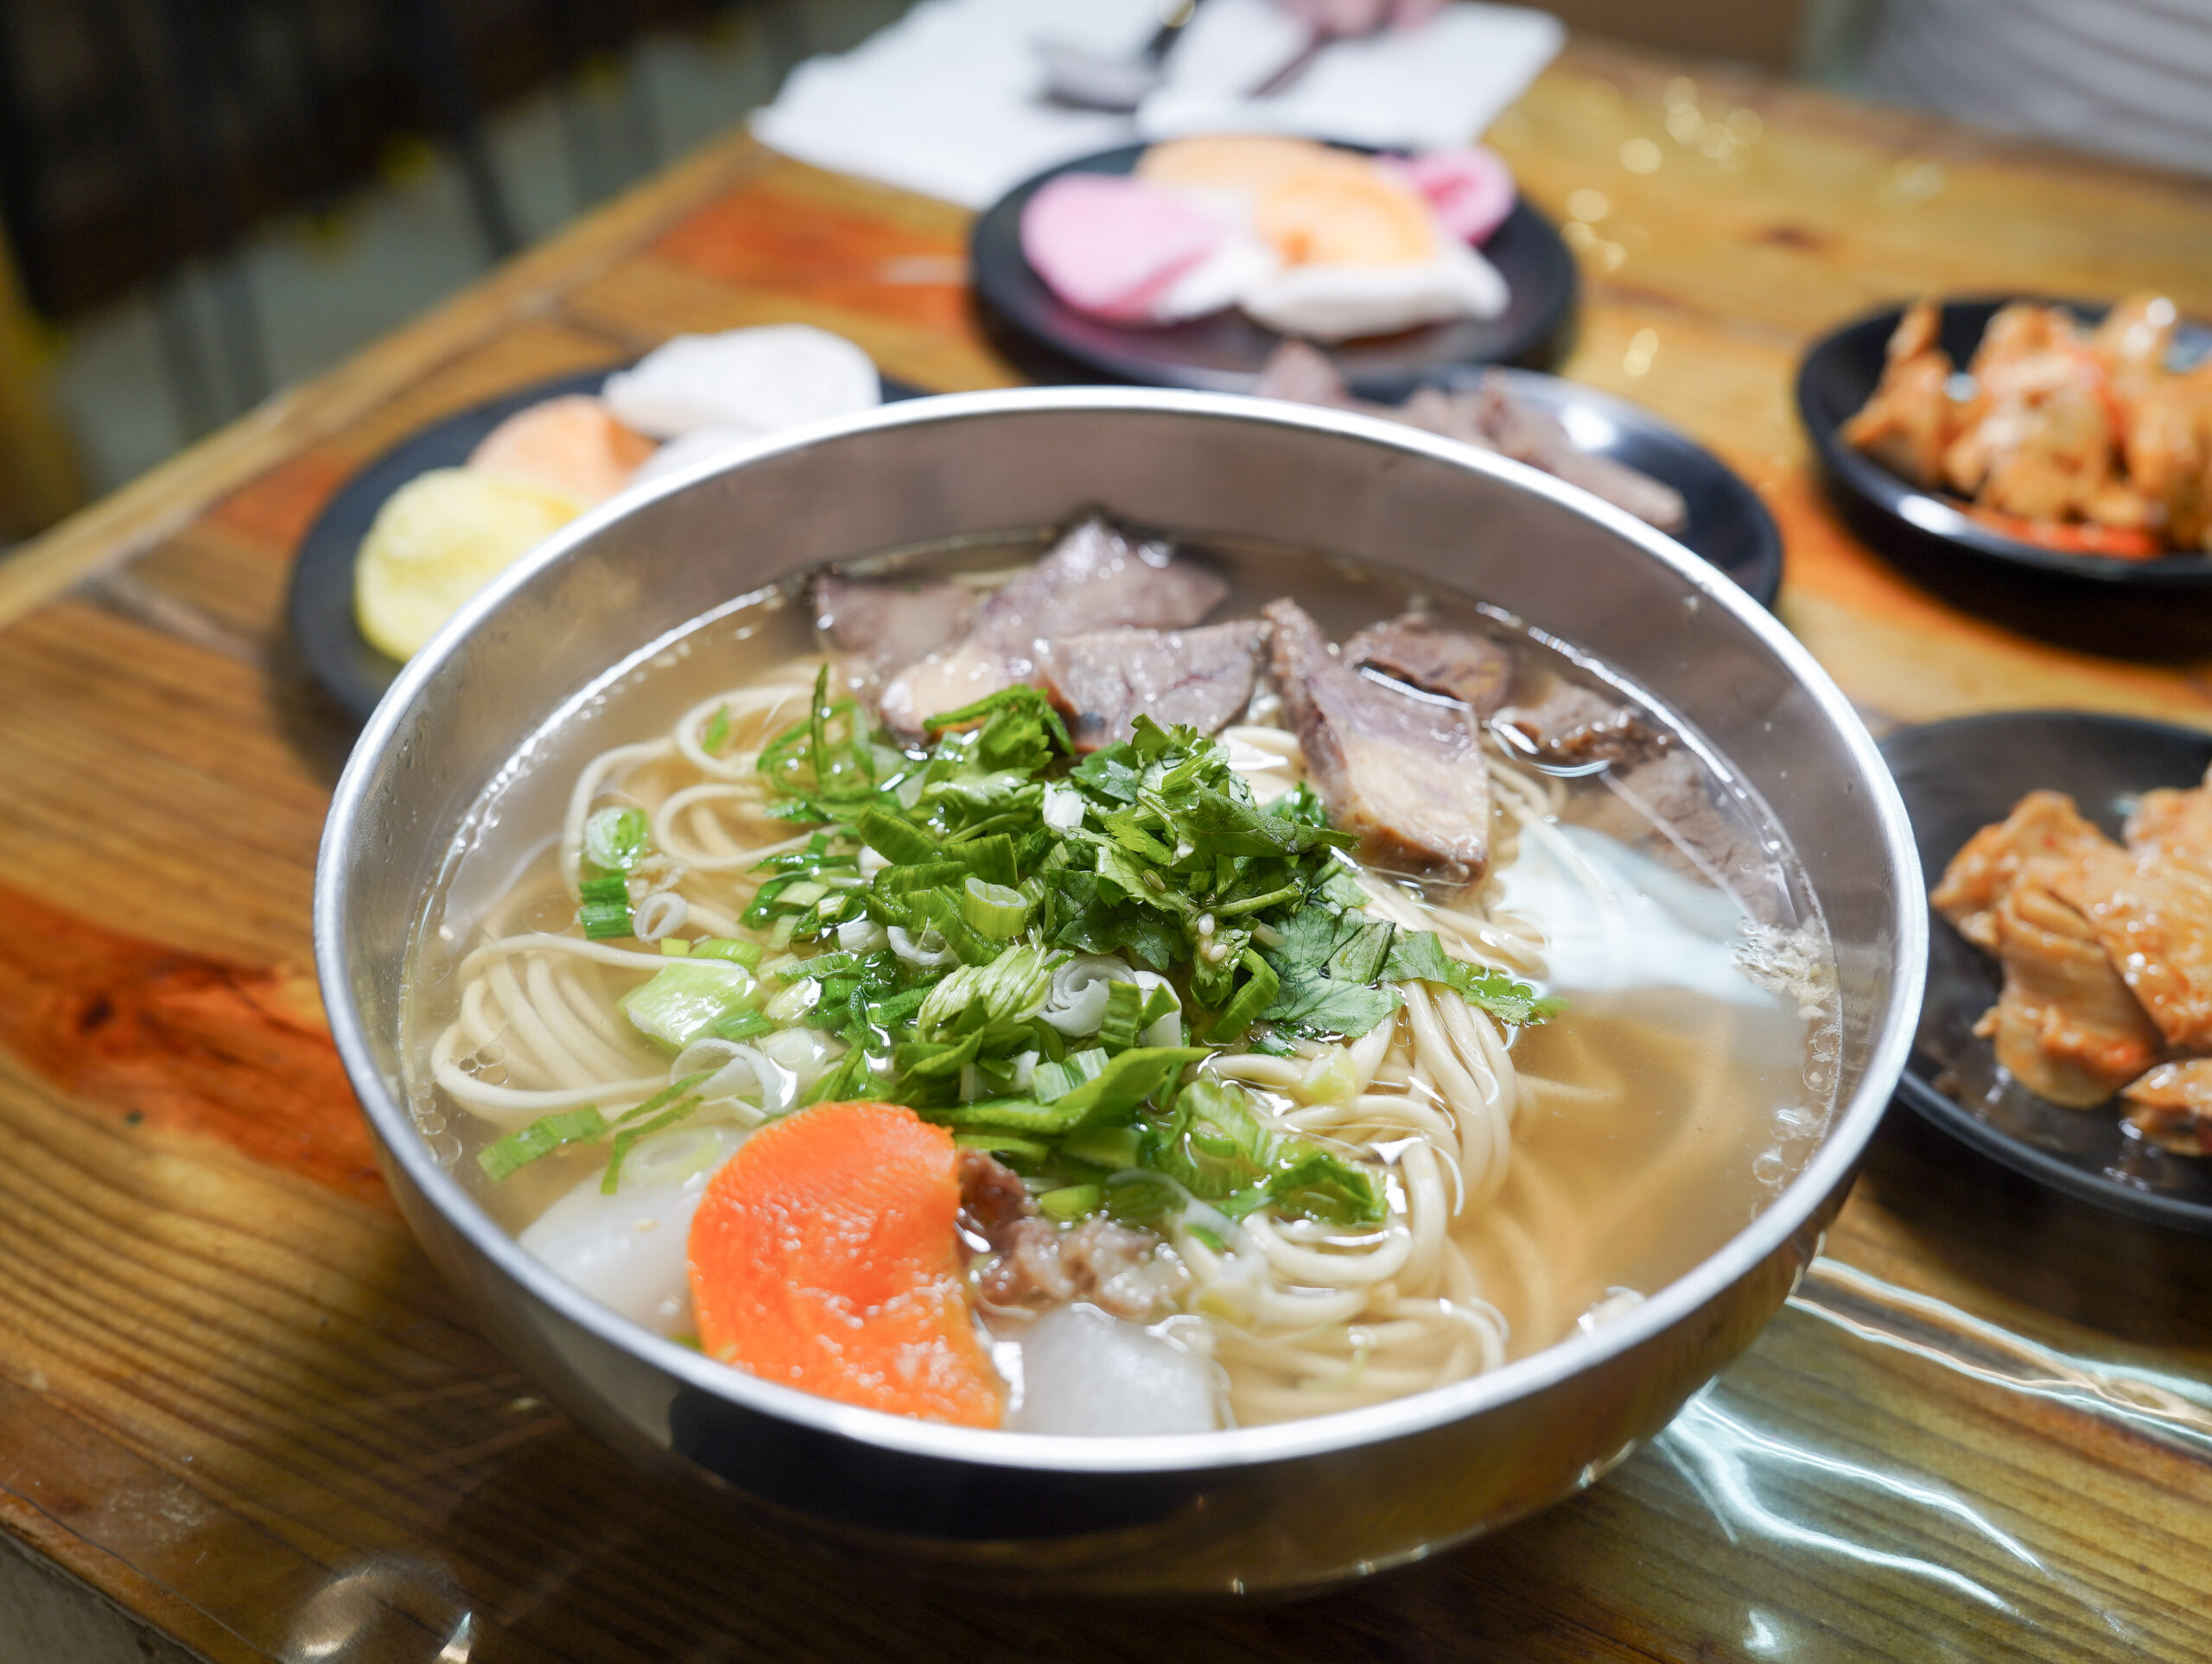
1265 598 1491 880
1250 344 1688 531
1459 376 1689 533
982 1217 1163 1322
957 1146 1033 1233
1391 384 1503 451
1040 620 1268 750
1495 680 1670 769
1601 749 1789 925
960 1150 1166 1322
1253 339 1363 410
812 574 977 674
1344 612 1513 717
880 515 1227 737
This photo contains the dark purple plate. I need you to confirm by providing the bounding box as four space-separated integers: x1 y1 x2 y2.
969 142 1576 399
287 368 922 723
1797 297 2212 659
1883 708 2212 1235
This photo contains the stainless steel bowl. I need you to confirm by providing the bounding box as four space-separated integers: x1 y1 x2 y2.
315 388 1924 1597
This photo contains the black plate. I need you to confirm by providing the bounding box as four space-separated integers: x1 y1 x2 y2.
970 143 1577 398
288 368 922 723
1882 709 2212 1235
1797 297 2212 659
1463 366 1780 607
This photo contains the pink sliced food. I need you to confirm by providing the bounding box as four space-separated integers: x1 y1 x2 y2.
1380 149 1516 245
1020 174 1222 322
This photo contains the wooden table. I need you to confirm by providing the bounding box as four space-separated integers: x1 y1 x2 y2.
5 35 2211 1663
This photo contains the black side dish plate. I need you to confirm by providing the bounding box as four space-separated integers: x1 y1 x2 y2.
970 143 1577 398
1472 367 1780 608
288 368 921 723
1797 297 2212 658
1882 709 2212 1235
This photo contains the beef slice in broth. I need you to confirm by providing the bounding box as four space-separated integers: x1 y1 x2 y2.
1344 612 1514 718
880 516 1227 737
813 574 978 673
1040 620 1268 751
1265 598 1491 880
1495 680 1670 770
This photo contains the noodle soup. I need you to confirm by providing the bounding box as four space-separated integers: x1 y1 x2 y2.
401 519 1837 1436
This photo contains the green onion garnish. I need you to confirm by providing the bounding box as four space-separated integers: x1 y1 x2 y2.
690 937 765 969
578 872 632 939
582 806 650 874
1039 1184 1103 1222
961 875 1029 937
477 1107 610 1182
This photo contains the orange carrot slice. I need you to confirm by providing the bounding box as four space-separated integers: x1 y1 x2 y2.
687 1101 1003 1427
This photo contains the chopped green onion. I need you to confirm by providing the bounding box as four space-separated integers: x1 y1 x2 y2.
619 962 756 1051
1060 1125 1141 1170
582 806 651 875
701 703 730 756
614 1070 714 1127
1039 1184 1102 1222
477 1106 610 1182
1096 980 1146 1053
709 1009 774 1043
659 937 692 956
579 874 632 940
1210 949 1280 1038
962 875 1029 937
690 937 765 969
952 1130 1052 1165
601 1094 703 1194
855 806 939 866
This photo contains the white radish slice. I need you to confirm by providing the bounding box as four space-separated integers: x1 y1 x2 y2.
1240 239 1507 343
1009 1305 1222 1436
602 325 880 441
518 1124 746 1335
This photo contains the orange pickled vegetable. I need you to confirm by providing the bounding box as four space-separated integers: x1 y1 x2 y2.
687 1101 1003 1427
1135 133 1346 195
1255 164 1436 268
1963 504 2165 561
467 394 657 504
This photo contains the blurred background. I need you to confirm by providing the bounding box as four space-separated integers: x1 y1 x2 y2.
0 0 2204 543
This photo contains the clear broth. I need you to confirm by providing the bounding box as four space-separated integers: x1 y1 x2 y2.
402 529 1839 1367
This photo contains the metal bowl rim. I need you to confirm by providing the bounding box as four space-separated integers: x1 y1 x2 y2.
315 384 1926 1476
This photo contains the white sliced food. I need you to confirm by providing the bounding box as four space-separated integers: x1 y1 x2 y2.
627 425 762 485
518 1124 746 1336
1240 238 1509 344
1151 230 1281 323
1009 1304 1222 1436
602 324 880 441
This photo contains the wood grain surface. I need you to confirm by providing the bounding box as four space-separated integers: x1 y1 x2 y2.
3 35 2211 1664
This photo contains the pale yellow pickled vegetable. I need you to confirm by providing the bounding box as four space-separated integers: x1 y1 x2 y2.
353 467 583 660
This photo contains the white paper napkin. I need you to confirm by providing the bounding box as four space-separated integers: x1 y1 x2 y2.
750 0 1563 209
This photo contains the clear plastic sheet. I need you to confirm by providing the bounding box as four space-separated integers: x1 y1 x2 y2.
14 1118 2207 1661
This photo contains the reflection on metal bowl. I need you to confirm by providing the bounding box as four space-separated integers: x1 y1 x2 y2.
313 388 1923 1596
